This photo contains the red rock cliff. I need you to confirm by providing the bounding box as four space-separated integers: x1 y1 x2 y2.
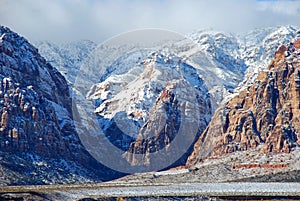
187 38 300 166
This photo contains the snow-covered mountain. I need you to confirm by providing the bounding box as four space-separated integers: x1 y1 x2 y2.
85 52 211 171
187 26 299 107
36 25 299 172
187 35 300 168
237 25 299 91
37 26 299 111
121 53 211 170
0 26 120 185
35 40 97 84
1 21 300 185
71 41 212 171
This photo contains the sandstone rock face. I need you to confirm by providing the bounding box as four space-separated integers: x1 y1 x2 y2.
0 26 75 157
187 38 300 166
87 52 212 169
124 79 211 168
125 81 210 167
0 26 115 184
34 26 299 175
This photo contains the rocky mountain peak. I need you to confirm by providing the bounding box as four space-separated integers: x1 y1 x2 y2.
33 25 300 176
0 26 71 112
0 26 71 155
237 25 298 91
35 40 97 84
187 37 300 167
124 77 211 169
0 25 115 184
85 50 212 170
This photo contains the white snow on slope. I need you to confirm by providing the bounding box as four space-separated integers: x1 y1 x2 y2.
37 25 299 142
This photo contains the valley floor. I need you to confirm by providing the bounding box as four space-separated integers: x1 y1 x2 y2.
1 182 300 200
1 147 300 200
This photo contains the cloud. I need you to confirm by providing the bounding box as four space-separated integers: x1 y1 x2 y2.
257 0 300 16
0 0 299 43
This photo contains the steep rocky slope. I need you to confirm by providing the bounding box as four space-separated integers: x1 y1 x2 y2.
0 26 73 158
187 37 300 166
122 54 211 168
188 26 298 108
237 26 299 90
35 40 97 84
0 26 116 185
35 26 299 174
86 52 211 171
38 26 299 113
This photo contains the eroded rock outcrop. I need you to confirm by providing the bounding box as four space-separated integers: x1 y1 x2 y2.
0 26 75 158
187 38 300 166
0 26 116 184
87 52 212 169
122 63 211 168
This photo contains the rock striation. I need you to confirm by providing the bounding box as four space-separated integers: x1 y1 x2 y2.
0 26 74 157
187 38 300 166
125 79 211 168
87 52 212 168
0 25 116 184
35 26 299 175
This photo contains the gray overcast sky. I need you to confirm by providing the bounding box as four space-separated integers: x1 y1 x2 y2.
0 0 299 43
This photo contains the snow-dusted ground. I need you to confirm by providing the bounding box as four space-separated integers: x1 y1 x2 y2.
6 182 295 200
1 182 300 200
154 169 190 177
68 183 300 198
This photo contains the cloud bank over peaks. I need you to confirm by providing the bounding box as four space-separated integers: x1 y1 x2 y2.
0 0 299 42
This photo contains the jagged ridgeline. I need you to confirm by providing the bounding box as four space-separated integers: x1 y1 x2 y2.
188 37 300 166
0 26 73 156
39 26 299 173
1 24 299 185
0 26 120 185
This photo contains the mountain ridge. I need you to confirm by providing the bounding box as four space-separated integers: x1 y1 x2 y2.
36 25 300 173
0 25 120 185
187 37 300 167
1 25 299 185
